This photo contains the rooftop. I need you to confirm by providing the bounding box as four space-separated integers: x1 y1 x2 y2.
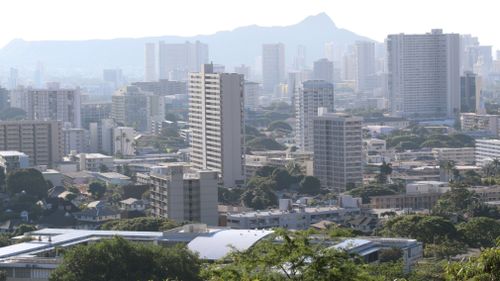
0 151 28 157
78 153 113 159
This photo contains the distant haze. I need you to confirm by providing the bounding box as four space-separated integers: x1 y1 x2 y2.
0 13 374 73
0 0 498 49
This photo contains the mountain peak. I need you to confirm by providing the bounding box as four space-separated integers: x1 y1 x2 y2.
298 12 337 28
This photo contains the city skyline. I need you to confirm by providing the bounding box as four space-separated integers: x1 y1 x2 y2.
1 0 500 50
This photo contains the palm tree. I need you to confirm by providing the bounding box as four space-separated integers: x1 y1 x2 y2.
440 160 456 182
377 161 393 184
492 158 500 177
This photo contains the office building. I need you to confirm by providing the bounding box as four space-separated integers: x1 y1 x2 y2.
0 120 62 167
234 64 251 79
158 41 209 80
189 64 245 187
295 80 335 152
262 43 285 94
89 119 115 155
432 147 475 165
145 42 157 82
293 45 307 70
244 81 260 111
0 87 9 111
8 68 18 90
103 69 124 89
387 29 460 118
460 71 482 113
149 163 218 225
111 85 164 132
0 151 29 173
461 113 500 137
10 86 81 128
62 126 89 155
313 58 334 83
355 41 376 92
81 101 112 129
313 109 363 192
476 139 500 166
133 79 187 96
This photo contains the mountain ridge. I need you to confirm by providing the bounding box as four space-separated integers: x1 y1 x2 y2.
0 13 377 74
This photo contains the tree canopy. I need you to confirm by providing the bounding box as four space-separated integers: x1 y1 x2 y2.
246 137 286 151
99 217 179 231
202 229 373 281
49 237 201 281
6 168 49 199
88 182 106 199
379 214 460 244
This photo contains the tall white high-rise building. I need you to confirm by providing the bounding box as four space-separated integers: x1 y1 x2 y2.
295 80 335 152
387 29 460 119
158 41 209 80
10 86 81 128
355 41 376 92
313 58 334 83
313 108 363 192
244 81 261 111
145 43 157 82
293 45 307 70
8 68 18 90
262 43 285 94
189 64 245 187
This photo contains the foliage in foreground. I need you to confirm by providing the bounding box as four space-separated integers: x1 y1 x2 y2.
202 229 374 281
49 237 201 281
99 217 180 231
445 242 500 280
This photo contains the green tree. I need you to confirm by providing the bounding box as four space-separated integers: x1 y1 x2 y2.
13 224 37 236
376 161 392 184
49 237 202 281
201 229 373 281
349 185 396 204
267 121 293 132
424 239 467 260
445 243 500 280
432 186 479 218
457 217 500 248
6 168 49 199
0 166 5 192
88 182 106 199
241 185 277 210
99 164 110 173
298 176 321 196
0 270 6 281
379 215 460 244
271 169 295 190
246 137 286 151
100 217 179 231
254 166 277 178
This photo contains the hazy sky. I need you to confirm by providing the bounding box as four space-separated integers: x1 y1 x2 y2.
1 0 499 51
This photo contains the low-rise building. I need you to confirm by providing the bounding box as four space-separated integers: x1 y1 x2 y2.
469 186 500 203
432 147 475 165
76 153 113 172
461 113 500 137
475 139 500 166
119 198 146 211
0 151 29 173
226 201 360 230
92 172 131 186
148 163 218 225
